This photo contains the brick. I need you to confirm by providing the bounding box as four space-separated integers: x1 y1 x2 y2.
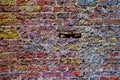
0 32 20 39
22 19 39 25
89 13 99 18
70 12 78 19
107 0 118 6
53 19 63 26
19 6 41 12
1 45 21 52
109 12 119 18
41 13 56 19
63 72 72 78
0 0 16 6
0 19 21 26
41 6 53 12
54 7 63 12
45 0 55 5
0 66 9 73
64 6 79 12
46 26 56 31
57 13 69 19
0 74 12 79
0 53 10 60
16 0 27 6
0 60 9 66
57 0 76 5
19 59 32 65
37 0 46 6
2 6 20 12
47 58 60 64
14 65 28 72
110 77 119 80
15 13 40 19
57 0 67 5
100 77 109 80
21 73 40 79
16 52 35 59
93 18 103 25
42 72 61 78
29 32 40 39
101 13 108 18
77 0 96 6
109 51 119 56
98 0 107 4
37 52 47 58
16 0 37 6
0 39 9 46
105 19 120 25
62 58 81 65
37 65 49 71
9 73 21 79
84 20 93 26
9 59 19 66
57 65 71 71
0 13 16 19
72 71 82 77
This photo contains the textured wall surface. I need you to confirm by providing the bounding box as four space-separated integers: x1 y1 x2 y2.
0 0 120 80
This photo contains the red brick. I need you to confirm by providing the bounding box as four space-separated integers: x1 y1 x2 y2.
110 77 119 80
37 52 47 58
41 6 53 12
90 13 99 18
100 77 109 80
109 12 118 18
21 72 40 78
9 59 19 66
101 13 108 18
54 7 63 12
2 6 20 12
16 52 35 59
1 45 21 52
0 60 9 66
45 0 55 5
99 0 107 4
16 0 37 6
57 65 71 71
0 66 9 73
109 51 119 56
28 65 38 71
42 72 61 78
64 6 79 12
22 19 39 25
111 19 120 25
37 0 46 6
105 19 120 25
72 71 82 77
16 0 27 5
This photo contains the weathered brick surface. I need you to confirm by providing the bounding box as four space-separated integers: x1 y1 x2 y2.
0 0 120 80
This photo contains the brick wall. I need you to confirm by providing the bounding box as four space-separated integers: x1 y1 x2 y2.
0 0 120 80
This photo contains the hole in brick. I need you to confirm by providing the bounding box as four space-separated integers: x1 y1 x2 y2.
58 32 81 38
